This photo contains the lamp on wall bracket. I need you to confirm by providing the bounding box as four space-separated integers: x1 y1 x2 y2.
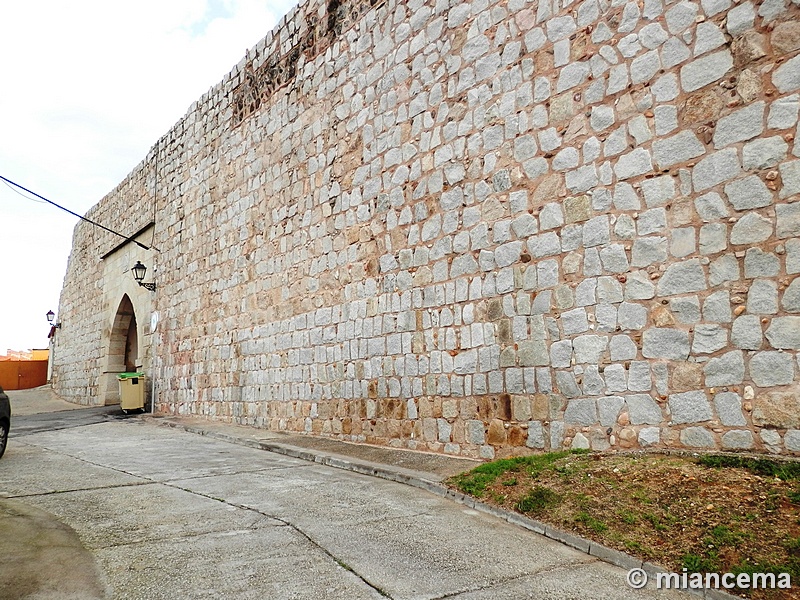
46 310 61 328
132 261 157 292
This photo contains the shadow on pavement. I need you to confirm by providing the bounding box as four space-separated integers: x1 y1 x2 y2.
0 498 107 600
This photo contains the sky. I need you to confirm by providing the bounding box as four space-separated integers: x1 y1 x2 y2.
0 0 298 353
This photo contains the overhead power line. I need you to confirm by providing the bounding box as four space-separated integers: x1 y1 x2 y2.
0 175 153 251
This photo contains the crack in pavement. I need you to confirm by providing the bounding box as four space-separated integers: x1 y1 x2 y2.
164 480 394 599
428 557 600 600
5 480 153 498
83 523 281 551
161 462 314 482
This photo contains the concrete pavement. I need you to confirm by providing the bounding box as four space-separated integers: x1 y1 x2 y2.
1 387 702 599
0 497 107 600
7 385 89 417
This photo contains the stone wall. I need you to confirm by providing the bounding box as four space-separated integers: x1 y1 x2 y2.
55 0 800 458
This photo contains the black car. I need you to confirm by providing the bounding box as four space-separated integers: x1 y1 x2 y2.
0 386 9 458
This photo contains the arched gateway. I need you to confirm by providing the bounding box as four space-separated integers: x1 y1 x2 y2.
102 294 139 405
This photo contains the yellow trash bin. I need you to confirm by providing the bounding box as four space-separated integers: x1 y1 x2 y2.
118 373 146 413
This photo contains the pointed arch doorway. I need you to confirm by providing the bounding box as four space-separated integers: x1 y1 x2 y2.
103 294 140 405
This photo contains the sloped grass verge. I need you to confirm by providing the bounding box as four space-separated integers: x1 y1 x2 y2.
447 451 800 599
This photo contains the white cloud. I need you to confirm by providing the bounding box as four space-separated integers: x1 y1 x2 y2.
0 0 296 352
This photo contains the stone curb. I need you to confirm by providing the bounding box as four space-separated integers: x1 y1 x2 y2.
145 416 740 600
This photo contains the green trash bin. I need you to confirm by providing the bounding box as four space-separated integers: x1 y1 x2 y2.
118 372 146 412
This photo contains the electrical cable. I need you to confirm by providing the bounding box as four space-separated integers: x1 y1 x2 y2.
2 178 47 203
0 174 153 251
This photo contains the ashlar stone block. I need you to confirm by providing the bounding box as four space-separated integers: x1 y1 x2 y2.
709 254 741 286
699 223 728 255
726 2 755 36
614 148 653 180
640 177 675 208
626 394 662 425
598 396 625 427
573 335 608 364
556 371 582 398
732 315 763 350
692 148 741 192
749 351 795 387
657 259 707 296
785 430 800 452
565 398 597 425
694 22 726 56
642 329 690 359
681 427 716 447
562 308 590 336
704 350 745 386
639 427 661 447
703 290 732 323
618 302 647 331
778 161 800 201
692 324 728 354
742 137 789 170
765 317 800 349
680 49 733 92
694 192 730 222
610 335 638 361
625 271 656 300
747 280 778 315
714 392 747 426
730 213 773 245
773 54 800 94
670 296 701 324
753 390 800 429
721 430 754 449
724 176 773 211
652 131 705 169
669 390 712 424
670 227 696 258
628 362 652 392
712 102 765 149
767 94 800 129
527 421 545 448
782 278 800 312
604 363 628 393
631 237 668 267
666 1 698 33
744 248 780 279
776 202 800 239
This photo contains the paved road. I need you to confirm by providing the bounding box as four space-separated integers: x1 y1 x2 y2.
2 412 691 599
10 404 123 436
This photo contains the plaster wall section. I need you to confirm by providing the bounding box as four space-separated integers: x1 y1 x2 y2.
55 0 800 457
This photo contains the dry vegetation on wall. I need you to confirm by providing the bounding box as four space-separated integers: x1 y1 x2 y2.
232 0 386 124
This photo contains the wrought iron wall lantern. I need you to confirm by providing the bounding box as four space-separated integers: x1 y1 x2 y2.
132 261 156 292
46 310 61 328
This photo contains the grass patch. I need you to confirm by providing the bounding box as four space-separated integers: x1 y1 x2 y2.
575 511 608 534
644 512 668 532
517 486 561 514
698 455 800 481
682 553 719 573
707 525 748 547
448 450 581 497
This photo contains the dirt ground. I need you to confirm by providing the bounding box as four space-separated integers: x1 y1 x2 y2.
449 451 800 600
